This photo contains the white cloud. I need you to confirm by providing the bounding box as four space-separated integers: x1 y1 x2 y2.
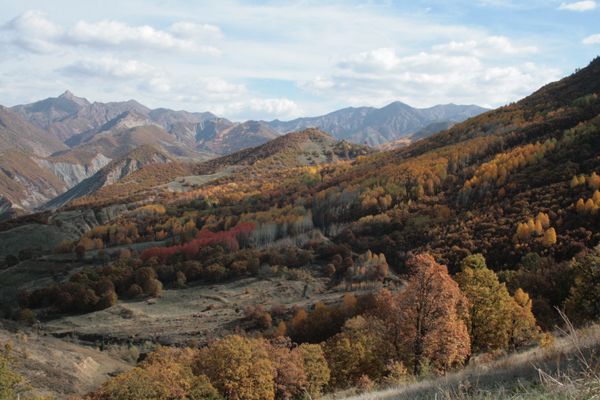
558 0 597 11
59 57 155 79
583 33 600 44
0 10 63 53
169 21 222 40
68 20 220 55
217 98 302 120
433 36 538 57
0 2 573 120
338 48 400 72
303 37 560 109
1 10 221 55
156 77 247 107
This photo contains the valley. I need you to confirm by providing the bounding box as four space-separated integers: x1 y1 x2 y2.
1 3 600 398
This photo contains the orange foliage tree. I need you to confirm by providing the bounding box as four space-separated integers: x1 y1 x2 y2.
395 253 470 374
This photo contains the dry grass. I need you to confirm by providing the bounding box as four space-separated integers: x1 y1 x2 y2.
332 313 600 400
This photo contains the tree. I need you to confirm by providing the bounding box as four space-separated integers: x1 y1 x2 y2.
585 198 597 214
96 289 118 310
396 253 470 374
196 335 275 400
456 254 515 352
267 338 307 400
509 289 539 348
541 227 557 247
576 198 586 214
588 171 600 190
188 375 223 400
324 316 390 388
89 347 204 400
298 343 330 399
537 212 550 229
146 279 163 298
515 223 530 241
565 246 600 323
135 267 163 297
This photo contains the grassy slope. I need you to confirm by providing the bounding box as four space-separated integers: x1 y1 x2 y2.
335 323 600 400
0 321 132 398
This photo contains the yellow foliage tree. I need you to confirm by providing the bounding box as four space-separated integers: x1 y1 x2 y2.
541 227 557 247
0 344 27 400
456 254 514 352
196 335 275 400
324 316 391 388
585 198 597 214
509 289 539 348
576 198 586 214
536 212 550 229
298 343 330 399
588 172 600 190
515 223 530 241
89 347 221 400
594 190 600 205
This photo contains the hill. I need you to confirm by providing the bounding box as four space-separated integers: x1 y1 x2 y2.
195 120 280 155
63 128 373 208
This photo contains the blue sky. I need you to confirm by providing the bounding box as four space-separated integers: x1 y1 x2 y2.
0 0 599 120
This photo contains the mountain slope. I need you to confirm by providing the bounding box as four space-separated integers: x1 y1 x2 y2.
11 91 150 142
64 129 373 208
44 145 174 210
195 120 280 155
305 57 600 280
0 106 67 156
0 107 70 217
267 102 487 146
12 92 281 159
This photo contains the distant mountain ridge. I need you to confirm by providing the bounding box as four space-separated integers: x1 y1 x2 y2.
12 92 488 153
266 102 488 146
11 91 275 158
54 129 374 209
1 92 487 218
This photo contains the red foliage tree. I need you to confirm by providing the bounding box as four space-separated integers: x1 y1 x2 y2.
141 222 255 262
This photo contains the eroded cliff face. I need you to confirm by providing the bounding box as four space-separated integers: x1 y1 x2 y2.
103 152 170 185
35 154 112 189
0 153 113 220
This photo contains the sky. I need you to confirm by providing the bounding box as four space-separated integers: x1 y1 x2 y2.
0 0 599 121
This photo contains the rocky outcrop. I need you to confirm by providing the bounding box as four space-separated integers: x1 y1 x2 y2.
0 204 128 260
43 146 172 210
34 153 112 189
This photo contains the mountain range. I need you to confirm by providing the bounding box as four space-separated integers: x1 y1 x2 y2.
0 92 485 218
267 102 486 146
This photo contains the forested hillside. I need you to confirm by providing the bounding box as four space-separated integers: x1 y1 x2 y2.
2 58 600 399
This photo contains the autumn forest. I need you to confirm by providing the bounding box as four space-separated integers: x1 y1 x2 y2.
3 53 600 399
